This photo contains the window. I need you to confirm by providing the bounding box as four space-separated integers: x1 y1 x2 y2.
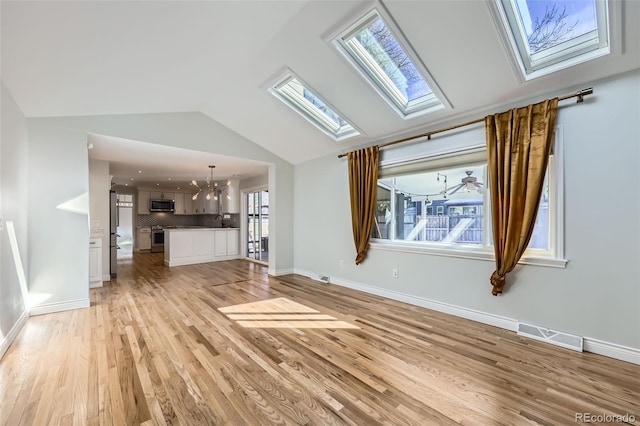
496 0 610 78
372 136 565 267
332 7 446 118
270 72 360 141
117 194 133 207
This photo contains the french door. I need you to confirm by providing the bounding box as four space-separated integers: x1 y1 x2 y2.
246 190 269 263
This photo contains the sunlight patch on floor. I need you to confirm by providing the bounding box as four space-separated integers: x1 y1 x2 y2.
219 297 359 329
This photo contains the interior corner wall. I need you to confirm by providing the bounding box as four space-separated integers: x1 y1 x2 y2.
0 81 29 356
88 158 111 278
240 174 268 191
26 120 90 312
269 163 294 275
293 69 640 351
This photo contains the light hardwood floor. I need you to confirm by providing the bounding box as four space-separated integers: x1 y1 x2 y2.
1 253 639 425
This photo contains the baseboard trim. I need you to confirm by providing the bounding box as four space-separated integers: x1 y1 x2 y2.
294 269 517 331
584 338 640 365
102 274 111 282
90 281 103 289
29 298 90 316
292 269 640 365
0 308 29 360
273 268 294 277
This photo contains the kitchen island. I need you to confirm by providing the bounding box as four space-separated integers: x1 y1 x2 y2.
164 228 240 267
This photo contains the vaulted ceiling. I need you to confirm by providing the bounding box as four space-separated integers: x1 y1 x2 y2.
2 0 639 173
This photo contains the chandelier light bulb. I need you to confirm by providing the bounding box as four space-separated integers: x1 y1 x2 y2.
226 194 231 200
192 193 198 201
214 195 218 201
206 193 211 201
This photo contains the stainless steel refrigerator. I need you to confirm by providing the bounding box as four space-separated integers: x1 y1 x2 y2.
110 190 118 278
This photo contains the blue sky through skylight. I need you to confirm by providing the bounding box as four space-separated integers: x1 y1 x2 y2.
301 88 348 128
353 17 431 103
271 75 359 141
514 0 598 54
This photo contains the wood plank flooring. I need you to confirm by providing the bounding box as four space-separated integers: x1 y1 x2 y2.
1 252 639 425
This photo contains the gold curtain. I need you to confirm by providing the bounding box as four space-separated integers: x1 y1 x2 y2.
347 146 380 264
485 98 558 295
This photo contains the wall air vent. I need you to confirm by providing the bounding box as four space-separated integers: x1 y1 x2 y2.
518 322 583 352
316 274 330 284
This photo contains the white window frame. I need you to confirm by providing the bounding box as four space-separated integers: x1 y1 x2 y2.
328 4 449 119
490 0 615 80
268 70 361 142
371 128 567 268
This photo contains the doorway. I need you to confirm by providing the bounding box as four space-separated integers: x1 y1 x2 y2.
116 193 134 259
246 190 268 263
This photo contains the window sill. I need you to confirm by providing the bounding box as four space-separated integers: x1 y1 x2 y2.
369 240 568 269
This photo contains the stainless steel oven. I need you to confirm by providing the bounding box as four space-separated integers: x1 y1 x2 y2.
151 227 164 253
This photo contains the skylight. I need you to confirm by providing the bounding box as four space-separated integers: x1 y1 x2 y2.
498 0 609 78
270 73 360 141
333 8 445 118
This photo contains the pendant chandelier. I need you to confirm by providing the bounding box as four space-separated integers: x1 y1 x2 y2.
191 165 230 201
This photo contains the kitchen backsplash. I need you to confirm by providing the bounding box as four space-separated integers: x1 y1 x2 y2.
200 213 240 228
137 213 239 228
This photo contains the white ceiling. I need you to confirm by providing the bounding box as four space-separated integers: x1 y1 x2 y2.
87 134 269 190
2 0 639 182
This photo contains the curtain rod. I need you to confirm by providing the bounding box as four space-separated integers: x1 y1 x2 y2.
337 87 593 159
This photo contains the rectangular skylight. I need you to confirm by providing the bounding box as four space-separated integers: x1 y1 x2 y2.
270 73 360 141
333 8 445 118
498 0 609 78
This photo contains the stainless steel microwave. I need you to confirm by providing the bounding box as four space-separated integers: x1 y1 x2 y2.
149 199 175 212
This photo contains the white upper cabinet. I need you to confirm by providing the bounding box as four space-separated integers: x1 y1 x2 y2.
138 191 150 214
174 192 184 215
150 192 174 200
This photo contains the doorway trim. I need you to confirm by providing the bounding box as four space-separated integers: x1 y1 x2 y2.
241 185 269 267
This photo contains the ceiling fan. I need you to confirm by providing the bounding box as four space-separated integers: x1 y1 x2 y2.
441 170 484 196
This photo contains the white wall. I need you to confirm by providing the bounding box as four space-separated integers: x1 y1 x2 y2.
26 120 90 313
293 70 640 353
1 81 29 357
26 113 294 306
240 174 268 191
88 158 110 278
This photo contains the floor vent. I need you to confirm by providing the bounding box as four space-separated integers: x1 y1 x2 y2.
517 323 583 352
316 274 330 284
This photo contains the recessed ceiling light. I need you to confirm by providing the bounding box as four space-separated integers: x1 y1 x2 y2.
130 178 134 181
138 170 142 174
156 183 160 186
168 177 172 180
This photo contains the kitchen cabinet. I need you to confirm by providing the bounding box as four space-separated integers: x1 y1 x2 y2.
138 227 151 250
89 238 103 287
184 194 195 214
174 193 184 215
226 228 239 255
150 192 175 201
164 228 240 266
174 193 196 215
194 195 218 215
138 191 150 214
214 228 239 257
